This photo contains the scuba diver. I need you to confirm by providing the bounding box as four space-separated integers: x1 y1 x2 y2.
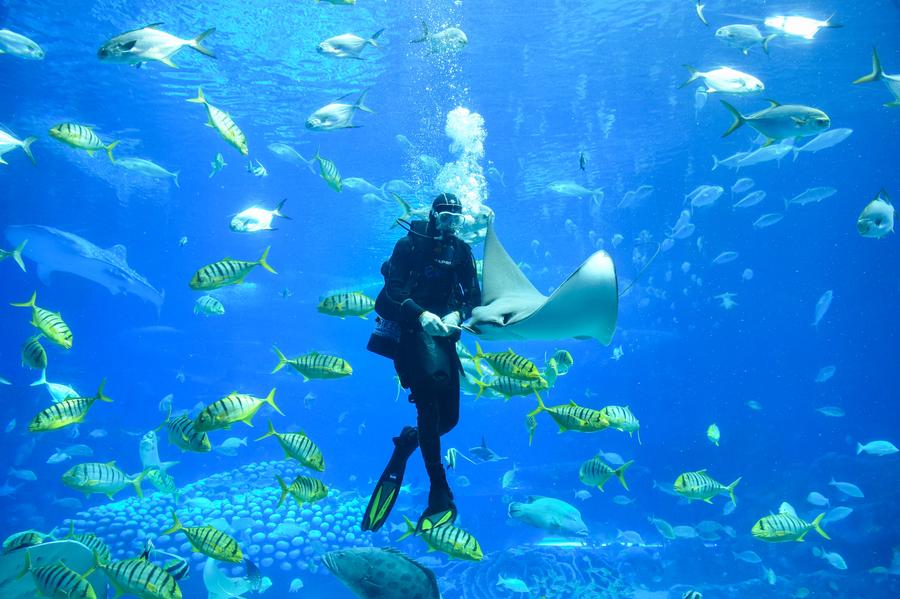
363 192 481 533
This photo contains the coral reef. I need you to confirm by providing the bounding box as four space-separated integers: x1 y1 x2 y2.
63 460 388 577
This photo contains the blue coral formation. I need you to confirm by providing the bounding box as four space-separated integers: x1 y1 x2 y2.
62 460 389 577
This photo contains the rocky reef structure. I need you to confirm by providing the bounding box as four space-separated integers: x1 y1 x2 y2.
62 460 389 578
433 546 627 599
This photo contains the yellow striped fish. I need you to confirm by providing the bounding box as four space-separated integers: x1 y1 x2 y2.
194 295 224 316
193 388 283 433
49 122 119 161
673 470 741 504
146 469 178 500
751 505 830 543
474 375 547 401
21 334 47 370
166 415 211 452
100 556 182 599
11 291 73 349
600 405 641 441
314 150 342 192
29 380 112 432
271 347 352 381
276 474 328 508
163 511 243 562
66 522 111 563
256 420 325 471
62 460 145 499
526 397 610 433
399 516 483 561
317 291 375 319
3 530 48 554
20 551 97 599
579 456 634 491
189 246 276 290
473 342 542 380
0 240 26 272
186 87 248 156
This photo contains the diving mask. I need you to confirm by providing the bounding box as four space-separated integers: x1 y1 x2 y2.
434 210 465 231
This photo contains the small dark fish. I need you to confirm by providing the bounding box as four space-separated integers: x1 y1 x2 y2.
579 151 586 171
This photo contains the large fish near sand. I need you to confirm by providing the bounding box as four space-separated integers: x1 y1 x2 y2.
323 547 441 599
4 225 164 310
463 219 618 344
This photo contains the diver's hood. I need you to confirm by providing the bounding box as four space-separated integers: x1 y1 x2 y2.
464 219 618 344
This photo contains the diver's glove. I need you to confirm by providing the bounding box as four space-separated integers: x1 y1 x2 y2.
441 311 461 330
419 311 450 337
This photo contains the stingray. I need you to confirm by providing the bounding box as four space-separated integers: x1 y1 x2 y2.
0 540 109 596
203 557 272 599
5 224 164 310
463 219 618 344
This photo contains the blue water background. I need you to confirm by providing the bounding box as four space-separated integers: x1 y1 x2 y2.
1 0 899 596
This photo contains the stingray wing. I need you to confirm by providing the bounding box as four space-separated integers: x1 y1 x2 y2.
465 220 618 344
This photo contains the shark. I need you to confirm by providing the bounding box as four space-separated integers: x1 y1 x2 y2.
4 225 164 310
463 219 618 344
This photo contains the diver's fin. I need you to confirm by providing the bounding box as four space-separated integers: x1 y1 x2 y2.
361 471 403 532
362 428 417 532
416 505 457 533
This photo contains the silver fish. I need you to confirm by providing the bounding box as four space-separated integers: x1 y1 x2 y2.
812 290 833 328
792 128 852 161
98 23 215 68
306 90 373 131
721 100 830 146
857 189 894 239
317 29 384 59
752 213 784 229
116 157 179 187
0 28 44 59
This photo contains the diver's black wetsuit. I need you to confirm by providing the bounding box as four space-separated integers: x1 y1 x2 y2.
366 217 480 529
